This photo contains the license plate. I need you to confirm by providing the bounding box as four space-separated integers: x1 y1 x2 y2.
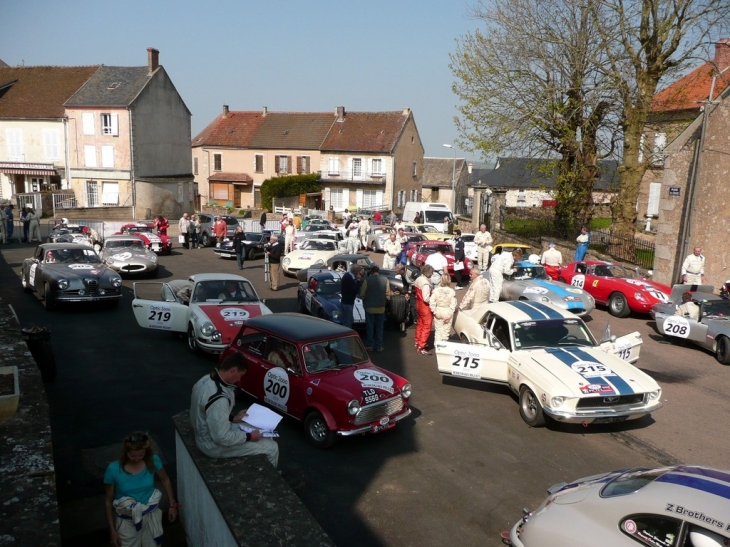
373 421 396 433
593 416 628 424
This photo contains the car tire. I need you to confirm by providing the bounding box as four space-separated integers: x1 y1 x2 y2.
716 337 730 365
44 283 55 311
187 323 200 354
304 411 335 448
201 233 210 247
21 270 32 292
248 247 257 260
519 386 546 427
608 292 630 318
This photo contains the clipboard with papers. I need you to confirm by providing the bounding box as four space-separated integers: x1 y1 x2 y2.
239 403 283 438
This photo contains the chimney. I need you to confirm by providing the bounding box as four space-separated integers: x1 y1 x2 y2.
222 105 229 117
262 106 268 117
335 106 345 122
147 47 159 74
714 38 730 71
402 107 411 117
468 162 473 174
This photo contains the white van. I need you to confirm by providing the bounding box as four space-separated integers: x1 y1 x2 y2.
402 202 453 232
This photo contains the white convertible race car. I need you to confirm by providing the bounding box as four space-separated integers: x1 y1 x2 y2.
437 301 660 427
282 239 342 277
131 273 272 354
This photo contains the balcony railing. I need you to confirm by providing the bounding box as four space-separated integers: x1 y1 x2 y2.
53 192 78 210
318 170 387 183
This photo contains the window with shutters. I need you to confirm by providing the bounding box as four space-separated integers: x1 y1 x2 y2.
6 129 22 159
101 113 119 136
101 145 114 168
410 189 418 202
647 183 661 216
43 129 60 160
372 159 383 176
299 155 310 174
210 183 231 200
84 145 97 167
398 190 406 208
652 133 666 166
362 190 377 209
193 157 198 175
82 113 95 135
214 154 222 171
278 155 289 174
330 188 343 209
255 155 263 173
329 157 339 175
86 181 99 207
352 158 362 178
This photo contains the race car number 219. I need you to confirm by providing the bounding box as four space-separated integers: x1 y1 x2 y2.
148 304 173 329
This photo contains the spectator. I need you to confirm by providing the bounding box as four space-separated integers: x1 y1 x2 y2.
346 217 360 253
430 274 457 343
360 265 390 352
413 211 422 224
382 232 401 270
488 248 520 303
425 246 449 286
397 228 408 265
452 229 466 290
5 204 14 240
213 216 227 246
189 214 201 249
358 216 370 249
190 352 279 467
178 213 190 249
104 432 178 547
386 210 397 226
574 226 590 261
260 209 268 230
443 216 451 235
266 234 283 291
154 215 169 236
20 207 29 242
28 208 41 242
473 224 493 270
681 247 705 285
280 215 288 233
393 218 405 233
540 242 563 280
372 210 382 226
232 225 246 270
341 264 364 328
284 220 296 254
459 268 490 311
414 265 434 354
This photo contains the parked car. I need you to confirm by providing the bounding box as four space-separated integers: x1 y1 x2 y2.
197 214 240 247
507 465 730 547
489 243 533 267
99 235 159 277
650 284 730 365
293 224 338 248
410 240 474 279
20 243 123 310
131 273 272 354
222 313 412 447
295 253 376 283
298 272 366 328
296 229 346 251
403 223 451 241
366 226 396 252
435 301 658 427
47 224 94 247
559 260 671 318
117 222 172 255
213 231 284 260
282 239 341 277
448 233 477 260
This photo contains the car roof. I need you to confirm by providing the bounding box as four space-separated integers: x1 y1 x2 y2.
487 301 576 323
328 254 370 262
243 313 353 342
38 243 95 250
187 273 253 283
105 234 144 241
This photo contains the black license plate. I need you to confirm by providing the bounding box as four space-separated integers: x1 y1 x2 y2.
593 416 628 424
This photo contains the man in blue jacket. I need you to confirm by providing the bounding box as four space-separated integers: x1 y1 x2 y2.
340 265 363 328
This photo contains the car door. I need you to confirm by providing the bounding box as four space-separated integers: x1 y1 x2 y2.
587 265 613 303
131 282 189 333
435 338 510 383
598 331 643 363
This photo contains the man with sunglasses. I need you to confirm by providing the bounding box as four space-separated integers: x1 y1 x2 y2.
190 352 279 467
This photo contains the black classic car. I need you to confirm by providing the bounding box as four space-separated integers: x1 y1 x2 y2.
21 243 123 310
213 231 285 260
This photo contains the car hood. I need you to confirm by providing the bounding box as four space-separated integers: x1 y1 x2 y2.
525 346 658 397
514 279 587 300
43 263 111 279
102 249 154 260
617 278 671 299
196 303 270 343
309 365 404 402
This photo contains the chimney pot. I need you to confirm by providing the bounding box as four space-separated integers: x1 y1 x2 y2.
335 106 345 121
714 38 730 72
402 107 411 116
262 106 268 117
223 105 229 117
147 47 159 74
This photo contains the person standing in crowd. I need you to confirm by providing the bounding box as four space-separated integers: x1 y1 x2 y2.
489 248 520 303
574 226 590 261
280 214 289 233
154 215 169 236
28 208 41 242
393 218 405 233
292 214 302 229
0 205 6 244
358 216 370 250
232 225 246 270
382 232 401 269
189 214 200 249
20 207 29 242
178 213 190 250
190 352 279 467
675 291 700 320
414 264 434 355
284 219 296 254
473 224 493 270
372 210 382 226
360 265 390 352
681 247 705 285
341 264 363 328
396 228 408 265
346 217 360 253
5 204 14 240
266 234 283 291
104 432 178 547
213 216 227 246
386 210 397 226
459 267 490 312
425 245 449 286
540 241 563 280
430 274 457 343
260 209 268 231
443 216 451 235
413 211 422 224
452 230 466 290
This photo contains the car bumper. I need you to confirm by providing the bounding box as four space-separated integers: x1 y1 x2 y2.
543 402 662 424
195 338 227 355
213 249 235 258
338 407 411 436
509 520 526 547
110 263 157 275
55 293 122 303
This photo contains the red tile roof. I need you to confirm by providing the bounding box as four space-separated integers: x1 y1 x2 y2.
321 111 408 153
208 172 253 183
0 66 100 118
247 112 335 149
192 111 266 148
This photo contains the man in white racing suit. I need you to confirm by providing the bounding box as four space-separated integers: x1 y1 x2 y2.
190 352 279 467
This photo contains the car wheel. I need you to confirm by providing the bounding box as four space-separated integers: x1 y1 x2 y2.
248 247 257 260
608 292 630 318
519 386 546 427
304 411 335 448
21 270 31 292
716 337 730 365
201 233 210 247
44 283 56 311
187 323 200 354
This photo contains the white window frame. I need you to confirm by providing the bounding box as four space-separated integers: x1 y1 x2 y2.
85 180 99 207
638 134 646 163
652 133 666 166
6 129 23 160
371 159 383 176
329 157 339 176
101 145 114 168
362 189 377 209
84 145 97 167
82 113 95 135
398 190 406 208
43 129 60 160
352 158 362 179
101 182 119 206
101 113 119 136
278 155 289 174
330 188 344 210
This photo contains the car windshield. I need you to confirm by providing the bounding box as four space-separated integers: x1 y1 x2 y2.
133 226 152 233
592 263 632 278
461 235 475 242
106 240 145 250
302 240 336 251
191 279 260 303
419 225 438 233
224 217 239 226
304 225 327 232
701 300 730 318
244 233 263 242
512 264 550 280
47 248 101 264
302 336 369 373
600 468 668 498
512 318 595 349
424 211 453 222
315 278 341 296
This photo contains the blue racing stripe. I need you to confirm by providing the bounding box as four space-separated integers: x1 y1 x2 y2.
672 466 730 486
509 300 564 319
656 473 730 500
546 348 634 395
568 347 635 395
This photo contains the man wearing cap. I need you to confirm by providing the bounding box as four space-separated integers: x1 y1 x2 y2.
540 242 563 281
473 224 493 270
459 268 490 311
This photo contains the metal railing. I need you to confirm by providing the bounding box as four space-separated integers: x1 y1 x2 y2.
590 229 655 270
53 192 78 211
318 170 387 183
16 194 43 214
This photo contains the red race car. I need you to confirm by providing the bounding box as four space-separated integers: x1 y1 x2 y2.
409 240 473 279
117 223 172 255
559 260 671 317
223 313 412 448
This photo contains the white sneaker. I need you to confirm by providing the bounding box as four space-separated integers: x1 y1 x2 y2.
455 286 464 290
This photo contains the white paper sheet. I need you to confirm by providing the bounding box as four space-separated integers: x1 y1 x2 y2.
240 403 283 430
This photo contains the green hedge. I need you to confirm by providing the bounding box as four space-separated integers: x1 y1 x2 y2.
260 174 321 210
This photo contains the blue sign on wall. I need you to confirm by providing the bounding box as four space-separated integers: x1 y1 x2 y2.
669 187 681 196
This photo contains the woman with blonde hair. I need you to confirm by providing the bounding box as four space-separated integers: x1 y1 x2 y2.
104 432 178 547
429 273 457 343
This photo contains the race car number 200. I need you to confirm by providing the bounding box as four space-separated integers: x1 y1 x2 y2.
264 368 290 411
663 316 690 339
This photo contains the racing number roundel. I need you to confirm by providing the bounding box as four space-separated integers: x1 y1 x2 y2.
663 316 690 338
571 274 585 289
264 368 290 411
354 369 394 394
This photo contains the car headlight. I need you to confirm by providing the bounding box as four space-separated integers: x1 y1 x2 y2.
331 310 341 320
283 258 290 266
647 390 661 401
588 294 595 303
58 279 69 290
150 255 158 263
106 258 115 265
539 296 551 303
200 322 215 336
550 396 566 407
634 292 646 301
347 400 361 415
313 259 325 266
401 383 412 399
112 278 122 287
210 330 222 343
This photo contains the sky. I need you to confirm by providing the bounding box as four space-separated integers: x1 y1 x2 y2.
1 0 483 162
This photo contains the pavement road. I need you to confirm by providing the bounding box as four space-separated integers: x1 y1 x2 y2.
0 239 727 546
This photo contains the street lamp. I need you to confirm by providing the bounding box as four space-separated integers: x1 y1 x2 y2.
443 144 456 212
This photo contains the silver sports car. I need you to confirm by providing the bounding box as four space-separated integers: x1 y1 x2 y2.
500 260 595 316
100 235 159 277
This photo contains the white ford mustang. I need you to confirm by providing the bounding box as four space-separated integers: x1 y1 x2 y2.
436 300 660 426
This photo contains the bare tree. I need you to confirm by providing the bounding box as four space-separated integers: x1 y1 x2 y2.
450 0 621 234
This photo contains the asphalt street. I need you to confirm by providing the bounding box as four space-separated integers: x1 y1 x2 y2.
0 238 727 547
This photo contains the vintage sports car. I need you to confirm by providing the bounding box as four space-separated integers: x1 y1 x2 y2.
298 272 366 328
499 260 595 316
295 253 376 282
293 224 337 248
282 239 341 277
403 223 451 241
488 243 533 267
506 465 730 547
436 301 658 427
21 243 123 310
223 313 412 447
100 235 159 277
365 226 395 252
559 260 671 318
213 231 283 260
131 273 272 354
117 223 172 255
295 229 346 251
650 284 730 365
410 240 474 279
47 224 94 247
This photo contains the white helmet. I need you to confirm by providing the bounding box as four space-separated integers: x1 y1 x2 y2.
61 217 68 225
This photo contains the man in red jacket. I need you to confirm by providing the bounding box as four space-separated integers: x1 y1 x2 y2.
414 265 434 355
213 216 227 245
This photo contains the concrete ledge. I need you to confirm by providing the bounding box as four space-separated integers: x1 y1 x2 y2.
0 302 60 546
173 412 334 547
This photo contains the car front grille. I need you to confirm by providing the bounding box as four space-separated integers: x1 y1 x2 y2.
576 394 645 409
121 264 146 273
85 278 99 295
354 395 405 425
